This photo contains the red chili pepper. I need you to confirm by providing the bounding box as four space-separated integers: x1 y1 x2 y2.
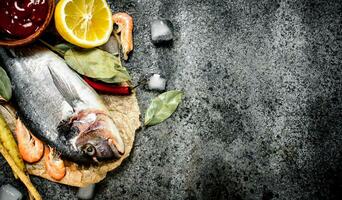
83 77 131 95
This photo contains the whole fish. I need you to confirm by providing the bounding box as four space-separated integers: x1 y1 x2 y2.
0 45 125 163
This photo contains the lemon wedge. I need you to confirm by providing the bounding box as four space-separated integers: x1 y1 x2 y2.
55 0 113 48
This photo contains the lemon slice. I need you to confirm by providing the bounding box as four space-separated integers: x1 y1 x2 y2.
55 0 113 48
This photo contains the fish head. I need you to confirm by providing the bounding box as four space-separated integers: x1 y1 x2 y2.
77 133 120 161
68 110 125 162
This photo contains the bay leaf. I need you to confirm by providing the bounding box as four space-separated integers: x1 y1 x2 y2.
97 62 131 83
144 90 183 126
64 48 119 79
54 43 73 55
0 67 12 101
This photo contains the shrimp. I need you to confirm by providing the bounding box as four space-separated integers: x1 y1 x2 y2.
112 12 133 60
15 118 44 163
44 146 66 181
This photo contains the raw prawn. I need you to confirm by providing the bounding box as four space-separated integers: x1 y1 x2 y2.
44 146 66 181
15 119 44 163
112 12 133 60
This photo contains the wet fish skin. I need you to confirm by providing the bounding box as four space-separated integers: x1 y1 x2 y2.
0 45 125 163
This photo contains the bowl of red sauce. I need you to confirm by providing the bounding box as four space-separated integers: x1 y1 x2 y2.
0 0 55 47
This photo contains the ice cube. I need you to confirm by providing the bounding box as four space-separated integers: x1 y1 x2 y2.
151 19 173 45
0 184 22 200
77 184 95 200
148 74 167 91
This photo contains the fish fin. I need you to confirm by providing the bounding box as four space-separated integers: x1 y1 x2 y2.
47 65 81 107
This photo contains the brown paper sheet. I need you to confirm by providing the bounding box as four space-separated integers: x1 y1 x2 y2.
1 93 141 187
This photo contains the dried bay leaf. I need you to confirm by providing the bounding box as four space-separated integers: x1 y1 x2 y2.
97 62 131 83
145 90 183 126
64 48 119 79
54 43 73 55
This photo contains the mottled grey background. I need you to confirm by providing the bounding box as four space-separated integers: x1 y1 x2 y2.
1 0 342 199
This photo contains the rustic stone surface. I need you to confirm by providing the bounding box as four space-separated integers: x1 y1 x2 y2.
1 0 342 199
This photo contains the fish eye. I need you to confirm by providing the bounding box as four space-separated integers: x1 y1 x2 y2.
83 144 96 156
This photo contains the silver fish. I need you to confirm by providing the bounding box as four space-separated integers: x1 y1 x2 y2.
0 45 125 163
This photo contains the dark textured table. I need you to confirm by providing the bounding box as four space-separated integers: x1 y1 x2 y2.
1 0 342 199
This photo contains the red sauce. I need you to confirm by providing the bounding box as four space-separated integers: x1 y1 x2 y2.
0 0 48 38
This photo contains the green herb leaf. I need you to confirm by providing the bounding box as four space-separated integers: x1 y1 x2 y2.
0 67 12 101
97 61 131 83
54 43 73 55
64 48 119 79
144 90 183 126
